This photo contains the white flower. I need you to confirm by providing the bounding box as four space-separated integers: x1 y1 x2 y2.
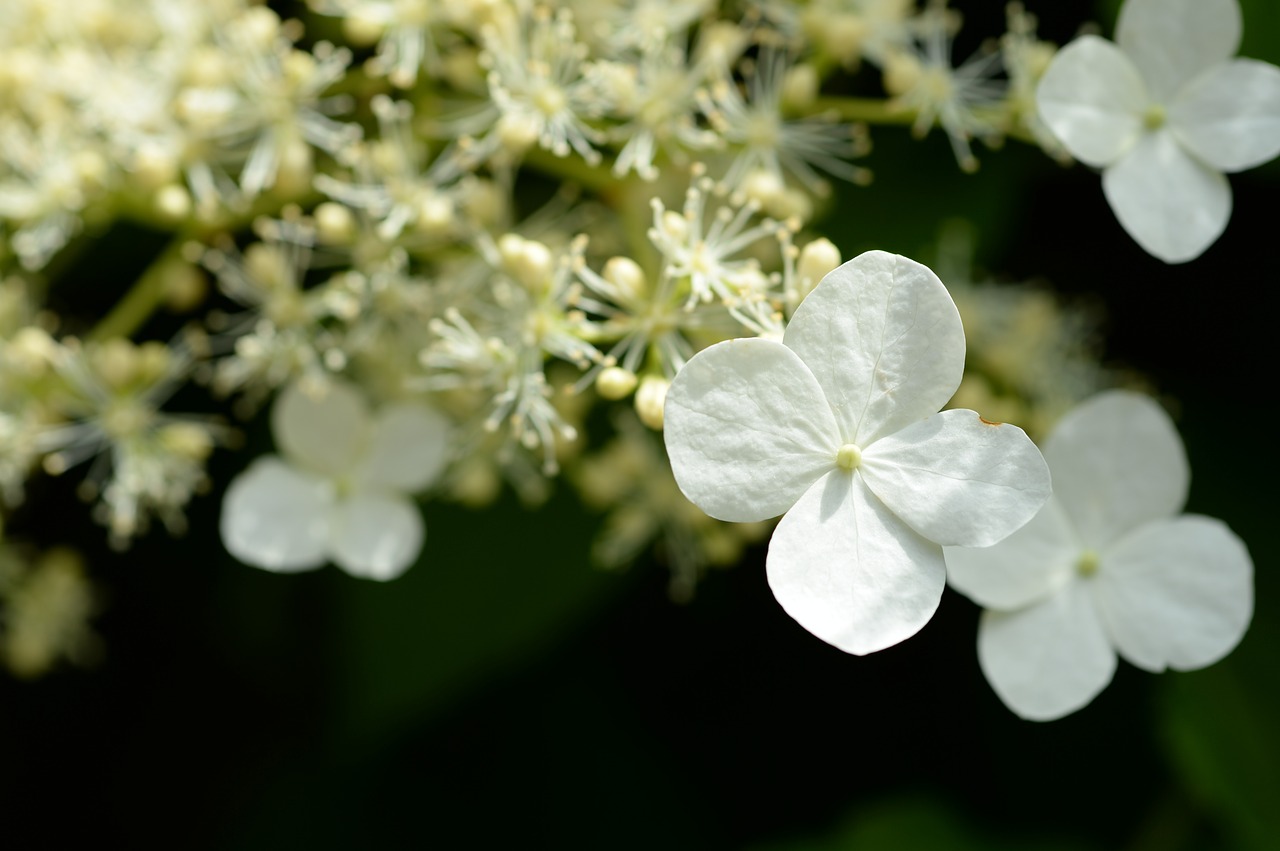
946 391 1254 721
220 379 451 580
1035 0 1280 263
663 250 1052 654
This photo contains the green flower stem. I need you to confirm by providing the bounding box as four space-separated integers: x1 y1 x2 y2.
86 240 185 342
812 95 917 126
522 147 620 194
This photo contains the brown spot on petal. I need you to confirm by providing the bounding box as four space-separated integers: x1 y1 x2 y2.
978 415 1002 426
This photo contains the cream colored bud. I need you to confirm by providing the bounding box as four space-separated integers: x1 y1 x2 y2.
235 7 281 51
244 243 292 292
94 339 141 390
133 143 179 189
314 202 356 243
603 256 645 298
274 138 314 197
8 327 59 376
781 63 819 111
159 422 214 460
660 210 688 242
496 113 539 153
416 194 455 235
740 170 785 208
882 51 922 97
635 375 669 430
162 262 208 313
500 235 554 292
596 366 638 400
283 50 317 88
155 184 192 221
342 13 385 47
811 13 868 64
796 238 841 301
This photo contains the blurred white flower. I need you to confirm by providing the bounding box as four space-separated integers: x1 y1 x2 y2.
221 379 451 580
663 250 1051 655
946 391 1254 721
1036 0 1280 263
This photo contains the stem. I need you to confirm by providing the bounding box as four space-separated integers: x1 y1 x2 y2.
812 95 917 126
86 240 185 342
522 147 620 194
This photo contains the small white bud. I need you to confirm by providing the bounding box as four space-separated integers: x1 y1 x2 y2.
635 375 669 430
596 366 638 400
603 256 645 299
796 238 841 304
314 202 356 243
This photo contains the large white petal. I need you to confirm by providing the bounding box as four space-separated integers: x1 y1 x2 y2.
353 401 453 493
1093 516 1253 673
329 492 424 581
1102 129 1231 264
766 470 945 656
1171 59 1280 173
271 379 371 477
664 337 840 523
1116 0 1241 103
978 581 1116 721
945 497 1080 610
783 251 965 447
1036 35 1148 167
859 409 1051 548
220 457 333 572
1043 390 1188 550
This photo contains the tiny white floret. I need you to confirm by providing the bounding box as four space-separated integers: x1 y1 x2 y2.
220 379 452 581
664 250 1052 655
1036 0 1280 263
946 390 1254 720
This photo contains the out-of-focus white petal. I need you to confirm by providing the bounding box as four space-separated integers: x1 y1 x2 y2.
1116 0 1241 102
329 492 424 581
220 457 333 572
945 498 1080 610
271 379 371 477
1036 35 1148 167
1102 129 1231 264
665 338 840 523
766 471 945 656
783 251 964 447
1171 59 1280 172
978 581 1116 721
859 410 1052 548
1043 390 1188 550
354 401 453 493
1094 515 1253 672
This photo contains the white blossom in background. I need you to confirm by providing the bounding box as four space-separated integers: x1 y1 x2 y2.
1036 0 1280 263
946 391 1253 721
663 250 1051 654
221 379 451 580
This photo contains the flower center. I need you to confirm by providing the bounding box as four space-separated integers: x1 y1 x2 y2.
836 443 862 470
1076 549 1100 577
1143 103 1166 130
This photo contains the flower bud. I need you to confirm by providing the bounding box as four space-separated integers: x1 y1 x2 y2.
635 375 669 430
596 366 638 400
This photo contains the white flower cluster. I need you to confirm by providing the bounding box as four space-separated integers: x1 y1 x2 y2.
0 0 1262 718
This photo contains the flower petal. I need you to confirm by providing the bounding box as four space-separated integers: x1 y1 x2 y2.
945 497 1080 610
271 379 371 477
859 409 1052 548
1036 35 1147 167
1043 390 1188 550
1171 59 1280 172
353 401 453 493
1116 0 1241 103
220 457 333 572
330 492 424 581
978 581 1116 721
1093 515 1253 673
664 337 840 522
766 471 945 655
783 251 964 447
1102 129 1231 263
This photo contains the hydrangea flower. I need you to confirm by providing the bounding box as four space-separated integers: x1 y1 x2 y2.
663 250 1052 654
221 379 451 580
1036 0 1280 263
946 391 1254 720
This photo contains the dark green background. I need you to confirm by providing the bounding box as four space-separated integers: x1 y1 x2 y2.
2 1 1277 847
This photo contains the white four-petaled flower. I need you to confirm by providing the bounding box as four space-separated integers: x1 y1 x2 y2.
221 379 451 580
1036 0 1280 263
663 250 1052 654
946 391 1254 721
